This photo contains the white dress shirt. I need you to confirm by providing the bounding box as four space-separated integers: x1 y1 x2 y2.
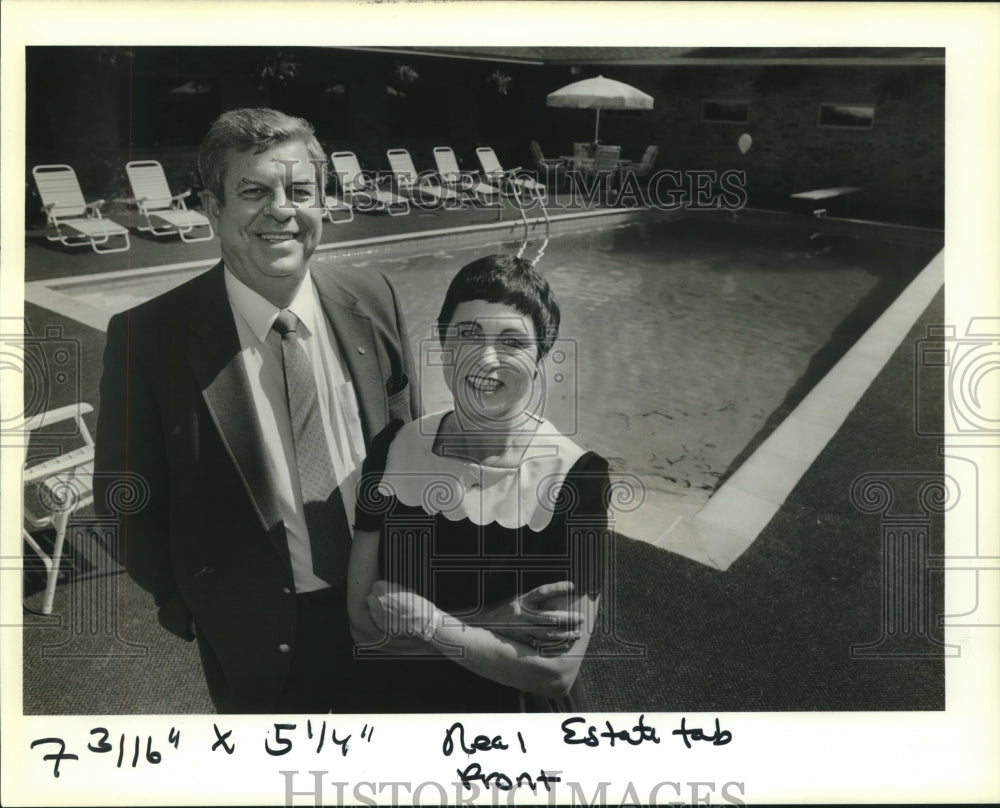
224 268 366 593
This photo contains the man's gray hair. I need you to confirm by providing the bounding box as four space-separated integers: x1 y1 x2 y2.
198 107 326 201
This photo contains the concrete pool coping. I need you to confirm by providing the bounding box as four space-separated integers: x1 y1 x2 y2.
24 206 945 570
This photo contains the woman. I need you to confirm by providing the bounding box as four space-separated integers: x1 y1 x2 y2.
347 254 611 712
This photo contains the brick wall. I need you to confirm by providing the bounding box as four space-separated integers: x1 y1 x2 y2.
587 65 944 224
26 50 945 227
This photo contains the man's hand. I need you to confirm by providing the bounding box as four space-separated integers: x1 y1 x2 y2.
471 581 585 651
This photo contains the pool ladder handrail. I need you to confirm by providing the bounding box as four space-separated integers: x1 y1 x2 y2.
509 172 550 266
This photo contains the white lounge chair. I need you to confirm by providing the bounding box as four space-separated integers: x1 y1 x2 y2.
475 146 544 197
32 164 130 254
322 190 354 224
330 151 409 216
124 160 214 242
386 148 461 207
433 147 500 205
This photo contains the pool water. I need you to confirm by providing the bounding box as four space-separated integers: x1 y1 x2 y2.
316 213 940 511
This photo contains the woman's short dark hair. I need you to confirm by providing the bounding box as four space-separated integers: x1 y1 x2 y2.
198 108 326 202
437 255 561 360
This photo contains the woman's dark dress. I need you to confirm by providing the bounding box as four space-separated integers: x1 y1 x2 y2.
353 414 611 713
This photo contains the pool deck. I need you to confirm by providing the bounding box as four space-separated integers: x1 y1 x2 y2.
14 197 951 713
24 200 651 333
22 192 639 281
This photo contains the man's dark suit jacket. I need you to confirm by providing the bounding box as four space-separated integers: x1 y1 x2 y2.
93 262 420 713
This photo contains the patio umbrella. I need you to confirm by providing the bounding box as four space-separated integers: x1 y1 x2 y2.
546 75 654 145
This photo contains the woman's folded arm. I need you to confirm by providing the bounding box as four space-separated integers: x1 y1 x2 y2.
368 581 600 699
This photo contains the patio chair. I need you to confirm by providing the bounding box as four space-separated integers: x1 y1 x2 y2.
432 147 499 205
621 145 658 180
330 151 409 216
125 160 214 242
570 142 594 170
529 140 565 188
21 403 96 615
32 164 130 254
386 148 461 207
582 144 623 189
475 146 544 197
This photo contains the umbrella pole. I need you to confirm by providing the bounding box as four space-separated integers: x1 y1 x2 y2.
594 109 601 145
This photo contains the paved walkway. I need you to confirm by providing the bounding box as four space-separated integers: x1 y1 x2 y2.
23 191 614 281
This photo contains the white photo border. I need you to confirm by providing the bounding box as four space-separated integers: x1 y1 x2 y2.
2 2 998 806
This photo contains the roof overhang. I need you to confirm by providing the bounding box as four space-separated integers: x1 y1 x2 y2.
342 46 945 68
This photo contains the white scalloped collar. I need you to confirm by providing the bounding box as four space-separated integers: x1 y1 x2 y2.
379 411 586 530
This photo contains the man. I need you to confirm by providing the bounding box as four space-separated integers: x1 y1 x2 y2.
95 108 579 714
95 109 421 713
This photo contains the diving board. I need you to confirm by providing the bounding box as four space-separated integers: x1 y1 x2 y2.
790 186 863 201
791 186 863 216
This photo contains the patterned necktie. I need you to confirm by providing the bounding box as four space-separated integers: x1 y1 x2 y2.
272 310 350 587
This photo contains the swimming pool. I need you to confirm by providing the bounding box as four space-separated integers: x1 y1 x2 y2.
26 209 943 561
317 212 941 493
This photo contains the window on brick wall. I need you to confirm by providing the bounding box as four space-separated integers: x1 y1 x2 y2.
817 103 876 130
701 99 750 124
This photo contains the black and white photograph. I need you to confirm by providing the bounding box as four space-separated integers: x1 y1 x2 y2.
2 2 998 806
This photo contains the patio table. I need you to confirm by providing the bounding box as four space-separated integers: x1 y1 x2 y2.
560 155 595 171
